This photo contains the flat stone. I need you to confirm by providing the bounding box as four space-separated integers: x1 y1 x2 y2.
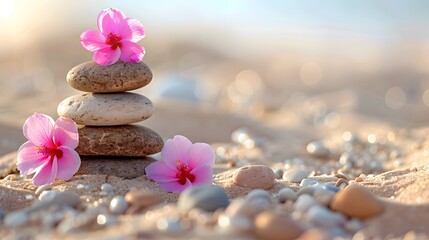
282 169 309 183
233 165 275 190
177 185 230 213
57 93 153 126
254 210 304 240
76 125 163 157
76 156 156 179
330 183 384 219
67 61 152 93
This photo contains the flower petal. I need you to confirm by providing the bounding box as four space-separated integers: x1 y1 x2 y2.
119 41 145 63
32 157 58 186
125 18 145 42
23 113 54 147
161 135 193 170
93 47 121 66
97 8 126 35
190 165 213 186
187 143 215 169
158 179 193 193
56 147 80 181
17 141 48 175
80 29 107 52
145 160 178 182
53 117 79 149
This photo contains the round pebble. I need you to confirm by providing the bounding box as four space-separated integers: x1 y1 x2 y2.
273 168 284 179
125 190 164 214
300 178 318 188
67 61 152 93
57 93 153 126
283 169 309 183
233 165 275 190
224 198 271 219
306 205 345 228
313 188 336 206
277 187 297 203
4 212 28 228
294 194 319 213
245 189 272 202
254 210 304 240
101 183 114 193
218 214 252 233
39 190 60 201
109 196 129 215
35 184 52 196
157 217 186 235
178 185 229 213
330 184 384 219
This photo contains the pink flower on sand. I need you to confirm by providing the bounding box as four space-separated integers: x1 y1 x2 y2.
17 113 81 186
145 135 215 193
80 8 145 66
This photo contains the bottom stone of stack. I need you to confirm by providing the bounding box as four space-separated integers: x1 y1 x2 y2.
76 156 155 179
76 125 164 157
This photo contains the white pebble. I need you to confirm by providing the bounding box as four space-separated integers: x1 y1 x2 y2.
345 219 364 232
101 183 114 193
294 194 318 213
283 169 309 183
157 217 185 235
35 184 52 195
300 178 318 188
4 212 28 227
306 205 345 228
109 196 129 214
25 194 34 200
313 188 335 206
218 214 252 233
277 187 297 203
39 190 60 201
245 189 271 201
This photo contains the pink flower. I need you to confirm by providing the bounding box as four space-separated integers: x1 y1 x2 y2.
17 113 81 186
145 135 215 193
80 8 145 66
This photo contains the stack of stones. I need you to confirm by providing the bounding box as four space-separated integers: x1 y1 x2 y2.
57 61 163 176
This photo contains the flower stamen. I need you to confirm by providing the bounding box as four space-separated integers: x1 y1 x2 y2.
105 33 122 50
37 145 63 159
175 160 195 185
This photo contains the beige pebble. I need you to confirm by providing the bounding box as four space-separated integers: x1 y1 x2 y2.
330 184 384 219
233 165 275 190
254 210 304 240
125 190 164 214
57 93 153 126
335 178 348 187
67 61 152 93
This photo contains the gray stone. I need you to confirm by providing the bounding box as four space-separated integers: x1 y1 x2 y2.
178 185 229 213
109 196 129 214
67 61 152 93
57 93 153 126
76 125 163 157
76 156 156 179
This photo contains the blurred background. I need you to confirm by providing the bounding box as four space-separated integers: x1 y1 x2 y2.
1 0 429 155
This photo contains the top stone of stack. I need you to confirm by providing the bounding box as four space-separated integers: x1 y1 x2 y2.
67 61 152 93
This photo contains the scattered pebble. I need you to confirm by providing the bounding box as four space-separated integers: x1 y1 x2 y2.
178 185 229 213
217 214 252 233
157 217 186 235
355 177 364 182
344 219 364 232
109 196 129 215
101 183 114 193
330 184 384 219
35 184 52 195
224 198 270 219
283 169 309 183
335 173 349 180
97 214 117 226
4 212 28 228
125 190 164 214
254 210 304 240
25 194 34 200
277 187 297 203
300 178 318 188
273 168 284 179
245 189 272 202
294 194 319 213
306 205 345 228
233 165 275 190
335 178 348 188
313 188 335 206
39 190 61 201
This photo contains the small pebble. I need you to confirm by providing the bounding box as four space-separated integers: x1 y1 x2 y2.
76 184 86 190
273 168 284 179
355 177 364 182
125 190 164 214
335 173 349 180
294 194 319 213
344 218 364 232
245 189 272 202
283 169 309 183
109 196 129 214
254 210 304 240
224 198 270 219
101 183 114 193
97 214 117 226
330 184 384 219
335 178 348 187
277 187 297 203
313 188 336 206
178 185 229 213
300 178 318 188
297 186 315 196
306 205 345 228
4 211 28 227
25 194 34 200
35 184 52 195
233 165 275 190
39 190 60 201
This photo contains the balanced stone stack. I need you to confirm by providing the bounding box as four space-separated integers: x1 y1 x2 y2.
57 61 163 161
